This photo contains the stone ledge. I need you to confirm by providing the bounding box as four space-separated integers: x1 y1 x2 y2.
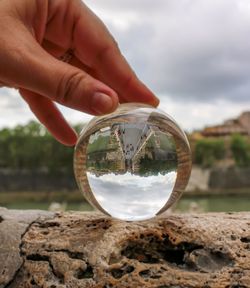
0 209 249 288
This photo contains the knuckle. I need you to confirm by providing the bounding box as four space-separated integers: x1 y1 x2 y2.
121 73 135 94
55 70 88 104
93 39 121 67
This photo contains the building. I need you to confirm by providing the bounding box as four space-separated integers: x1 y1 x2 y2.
202 111 250 137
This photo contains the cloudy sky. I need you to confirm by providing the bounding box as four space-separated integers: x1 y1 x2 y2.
88 171 176 220
1 0 250 131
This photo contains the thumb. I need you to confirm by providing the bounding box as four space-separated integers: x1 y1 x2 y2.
6 38 119 115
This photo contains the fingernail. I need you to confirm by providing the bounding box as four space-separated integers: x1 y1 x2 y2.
91 92 114 114
152 96 160 107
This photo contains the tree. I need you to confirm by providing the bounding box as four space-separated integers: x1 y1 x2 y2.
230 134 250 167
194 139 225 168
0 121 82 175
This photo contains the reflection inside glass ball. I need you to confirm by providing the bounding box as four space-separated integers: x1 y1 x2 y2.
74 103 191 221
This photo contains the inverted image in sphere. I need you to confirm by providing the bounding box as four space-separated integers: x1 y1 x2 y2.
74 103 192 221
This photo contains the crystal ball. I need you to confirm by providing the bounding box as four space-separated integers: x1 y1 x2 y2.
74 103 192 221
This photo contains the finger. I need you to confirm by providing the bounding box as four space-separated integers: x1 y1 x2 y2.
4 24 119 116
20 88 78 146
42 39 128 103
45 0 159 106
75 4 159 106
42 39 95 75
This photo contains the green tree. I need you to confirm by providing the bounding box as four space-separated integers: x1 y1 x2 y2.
0 121 81 175
230 134 250 167
195 139 225 168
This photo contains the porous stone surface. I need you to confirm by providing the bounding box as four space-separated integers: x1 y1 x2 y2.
0 210 250 288
0 208 54 287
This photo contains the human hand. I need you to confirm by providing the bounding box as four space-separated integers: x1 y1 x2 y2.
0 0 159 146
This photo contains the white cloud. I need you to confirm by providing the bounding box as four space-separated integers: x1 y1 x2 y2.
86 0 250 102
87 171 176 220
0 88 33 127
0 0 250 131
0 88 92 128
159 96 250 132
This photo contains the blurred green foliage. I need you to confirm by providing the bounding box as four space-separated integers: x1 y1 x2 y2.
194 138 226 168
230 134 250 167
1 122 250 174
0 121 83 175
147 132 176 150
87 134 111 153
139 155 177 176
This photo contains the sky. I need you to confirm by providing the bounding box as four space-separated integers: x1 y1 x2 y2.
88 171 176 220
1 0 250 131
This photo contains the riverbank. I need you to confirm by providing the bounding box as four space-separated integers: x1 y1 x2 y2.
185 187 250 197
1 166 250 192
186 166 250 191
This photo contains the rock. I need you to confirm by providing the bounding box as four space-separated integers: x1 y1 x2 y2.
0 209 250 287
0 208 54 287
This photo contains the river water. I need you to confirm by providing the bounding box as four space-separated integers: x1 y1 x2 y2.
2 194 250 213
176 195 250 212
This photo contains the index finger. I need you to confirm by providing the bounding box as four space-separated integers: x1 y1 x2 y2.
73 2 159 106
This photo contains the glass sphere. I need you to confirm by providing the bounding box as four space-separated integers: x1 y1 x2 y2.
74 103 192 221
